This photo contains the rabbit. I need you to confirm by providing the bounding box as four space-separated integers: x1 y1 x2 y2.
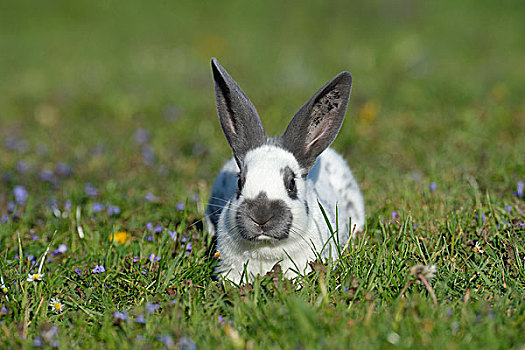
205 58 365 284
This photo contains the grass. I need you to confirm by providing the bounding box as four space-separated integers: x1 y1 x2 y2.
1 0 524 348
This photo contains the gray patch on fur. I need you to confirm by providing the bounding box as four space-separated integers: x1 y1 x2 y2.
235 192 292 241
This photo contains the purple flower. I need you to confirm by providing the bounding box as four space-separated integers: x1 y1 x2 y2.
148 253 160 263
145 192 157 202
13 185 28 206
107 205 121 216
133 256 140 263
141 145 155 166
146 302 160 314
181 236 187 243
176 202 185 211
92 265 105 274
218 315 225 323
391 211 398 220
92 202 105 213
146 235 153 241
84 183 98 198
113 311 127 321
39 169 56 183
16 160 29 174
177 337 197 350
515 181 524 197
74 268 82 276
168 231 177 241
135 313 146 324
146 222 154 231
504 205 512 213
33 337 44 347
134 128 150 145
1 306 8 313
159 335 175 348
153 224 163 234
429 182 437 193
185 242 192 252
4 136 29 153
519 222 525 227
55 162 72 177
53 244 68 256
32 234 40 241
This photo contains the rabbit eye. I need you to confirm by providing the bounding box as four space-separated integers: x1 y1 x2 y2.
282 166 298 200
287 178 296 193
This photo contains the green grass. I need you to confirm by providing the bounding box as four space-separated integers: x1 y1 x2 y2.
1 0 524 348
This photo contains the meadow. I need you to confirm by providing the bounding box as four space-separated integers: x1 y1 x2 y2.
0 0 524 348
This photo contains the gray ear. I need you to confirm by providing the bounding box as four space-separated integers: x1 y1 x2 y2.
211 58 267 166
280 71 352 170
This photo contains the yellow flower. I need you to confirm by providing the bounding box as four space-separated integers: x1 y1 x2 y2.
358 100 380 124
49 297 64 313
27 273 44 282
214 251 221 259
110 231 131 244
1 284 7 294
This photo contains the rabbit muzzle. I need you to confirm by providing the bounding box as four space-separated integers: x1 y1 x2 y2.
235 191 292 241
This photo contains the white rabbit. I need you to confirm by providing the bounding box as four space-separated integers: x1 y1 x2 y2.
205 58 364 284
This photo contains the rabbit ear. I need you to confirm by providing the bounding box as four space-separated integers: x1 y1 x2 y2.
211 58 267 166
281 71 352 170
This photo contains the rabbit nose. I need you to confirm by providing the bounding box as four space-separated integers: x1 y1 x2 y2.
249 213 274 227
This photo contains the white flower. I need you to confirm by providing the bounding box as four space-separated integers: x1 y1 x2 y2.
49 297 64 313
473 242 484 254
27 273 45 282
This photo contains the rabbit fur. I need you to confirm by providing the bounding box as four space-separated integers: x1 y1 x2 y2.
205 58 364 284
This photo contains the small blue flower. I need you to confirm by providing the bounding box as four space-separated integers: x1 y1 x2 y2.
391 211 398 220
133 257 140 263
39 169 56 183
92 265 105 274
146 222 154 231
145 192 157 202
113 311 127 321
146 302 160 314
16 160 29 174
107 205 121 216
153 224 163 234
55 162 72 176
515 181 524 197
75 268 82 276
504 205 512 213
135 313 146 324
177 336 197 350
159 335 175 348
33 337 44 347
176 202 185 211
146 235 153 241
84 183 98 198
148 254 161 263
168 231 177 241
185 242 192 252
92 202 105 213
429 182 437 193
134 128 150 145
141 145 155 166
13 185 28 206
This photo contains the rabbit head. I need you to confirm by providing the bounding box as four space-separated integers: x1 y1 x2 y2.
211 58 352 246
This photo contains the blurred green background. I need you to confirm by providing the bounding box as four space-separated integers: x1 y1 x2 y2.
1 0 524 211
